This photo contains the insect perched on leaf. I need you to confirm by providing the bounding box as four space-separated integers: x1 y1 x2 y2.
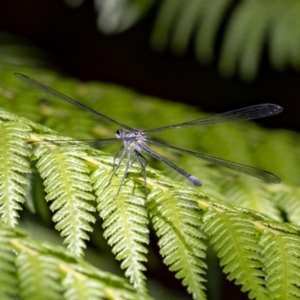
15 73 283 195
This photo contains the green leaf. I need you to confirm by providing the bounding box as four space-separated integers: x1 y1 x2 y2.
0 225 19 300
16 252 62 300
150 0 300 80
202 207 269 299
33 141 96 257
0 121 31 226
92 166 149 293
148 187 207 299
0 221 144 300
260 228 300 299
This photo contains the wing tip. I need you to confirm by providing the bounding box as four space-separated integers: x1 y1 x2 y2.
264 103 284 115
266 174 281 184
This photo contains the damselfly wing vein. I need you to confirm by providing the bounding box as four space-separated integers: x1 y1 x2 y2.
14 73 283 193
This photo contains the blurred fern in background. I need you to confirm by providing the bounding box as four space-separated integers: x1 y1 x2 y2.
78 0 300 80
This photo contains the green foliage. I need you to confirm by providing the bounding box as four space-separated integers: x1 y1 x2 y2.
16 251 62 300
147 188 207 299
0 120 31 226
199 198 300 300
202 207 268 299
33 141 96 257
0 221 141 300
94 0 155 34
260 229 300 299
0 222 18 300
1 66 300 298
90 0 300 80
92 167 149 293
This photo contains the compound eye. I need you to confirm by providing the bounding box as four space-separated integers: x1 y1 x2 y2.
116 129 122 138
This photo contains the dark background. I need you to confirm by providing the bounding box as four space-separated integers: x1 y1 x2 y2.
0 1 297 299
0 0 298 131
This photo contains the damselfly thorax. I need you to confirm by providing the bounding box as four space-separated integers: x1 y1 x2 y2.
116 129 147 152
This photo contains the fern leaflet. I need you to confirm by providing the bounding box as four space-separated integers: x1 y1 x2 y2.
147 187 207 300
0 225 19 300
219 0 271 80
223 178 282 222
3 221 144 300
260 226 300 299
33 141 96 256
15 250 62 300
202 207 269 299
274 184 300 226
92 166 149 293
0 121 31 226
61 265 106 300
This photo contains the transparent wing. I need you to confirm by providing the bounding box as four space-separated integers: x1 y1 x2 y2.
29 138 121 148
15 73 133 131
145 103 283 133
146 139 280 183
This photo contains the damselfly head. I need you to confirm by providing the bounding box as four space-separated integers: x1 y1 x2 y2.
116 129 123 138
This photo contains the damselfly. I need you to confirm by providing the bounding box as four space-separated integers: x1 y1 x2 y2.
15 73 283 194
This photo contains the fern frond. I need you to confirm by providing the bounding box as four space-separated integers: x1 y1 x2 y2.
269 0 300 71
33 141 96 257
195 0 232 63
67 265 146 300
0 120 31 226
61 264 106 300
147 186 207 300
92 166 149 293
65 0 300 80
61 262 150 300
94 0 154 34
15 250 62 300
254 130 300 186
168 0 204 56
201 206 269 299
0 225 19 300
259 226 300 299
1 221 144 300
223 178 282 221
272 184 300 226
199 123 253 163
150 0 184 52
219 0 270 80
